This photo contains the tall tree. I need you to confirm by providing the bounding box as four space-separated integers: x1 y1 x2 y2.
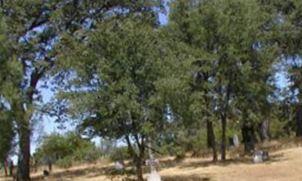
168 0 276 159
280 1 302 137
167 0 219 161
258 0 302 137
55 19 170 180
0 1 163 180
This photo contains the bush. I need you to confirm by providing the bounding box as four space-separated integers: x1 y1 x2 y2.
35 132 103 167
73 146 102 163
56 156 73 168
109 146 130 161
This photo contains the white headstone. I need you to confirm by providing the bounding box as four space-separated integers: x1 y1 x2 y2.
147 170 161 181
253 151 263 163
114 161 124 170
253 154 263 163
147 140 161 181
233 134 240 147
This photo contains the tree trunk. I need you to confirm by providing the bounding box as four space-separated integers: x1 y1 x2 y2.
4 160 8 176
125 135 145 181
296 105 302 137
135 157 144 181
207 120 217 161
136 137 145 181
17 120 31 181
241 122 256 154
48 162 52 172
221 114 227 161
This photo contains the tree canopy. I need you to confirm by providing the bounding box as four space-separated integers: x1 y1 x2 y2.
55 18 172 180
0 15 22 163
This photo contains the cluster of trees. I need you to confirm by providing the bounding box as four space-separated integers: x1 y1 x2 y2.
0 0 164 180
1 0 302 180
36 133 138 169
34 132 101 168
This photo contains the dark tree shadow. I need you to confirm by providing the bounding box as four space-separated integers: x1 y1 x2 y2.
31 163 148 181
162 175 211 181
176 152 287 170
157 149 288 171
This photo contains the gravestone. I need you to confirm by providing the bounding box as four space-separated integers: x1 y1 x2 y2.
147 170 161 181
114 161 124 171
147 140 161 181
146 157 161 181
253 150 269 163
253 152 263 163
233 134 240 147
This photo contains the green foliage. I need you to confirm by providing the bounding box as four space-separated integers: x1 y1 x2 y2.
55 156 73 168
35 132 101 168
270 117 289 139
160 0 280 158
0 16 21 162
73 145 102 163
57 17 172 159
109 146 131 162
55 16 174 180
0 114 15 162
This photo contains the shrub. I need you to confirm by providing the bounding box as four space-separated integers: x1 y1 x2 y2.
56 156 73 168
35 132 103 168
109 146 130 161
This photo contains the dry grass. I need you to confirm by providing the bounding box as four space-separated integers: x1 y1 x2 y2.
2 138 302 181
159 147 302 181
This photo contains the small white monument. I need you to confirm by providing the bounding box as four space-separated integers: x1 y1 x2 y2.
253 152 263 163
147 170 161 181
233 134 240 147
146 141 161 181
114 161 124 170
253 150 269 163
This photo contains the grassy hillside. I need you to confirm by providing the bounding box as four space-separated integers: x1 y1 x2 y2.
1 139 302 181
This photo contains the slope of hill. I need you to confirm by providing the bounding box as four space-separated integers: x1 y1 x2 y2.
1 142 302 181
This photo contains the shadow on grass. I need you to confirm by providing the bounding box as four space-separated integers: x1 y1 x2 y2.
31 164 212 181
157 150 287 171
32 165 136 181
175 152 287 169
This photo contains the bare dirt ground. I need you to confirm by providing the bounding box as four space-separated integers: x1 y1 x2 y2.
2 140 302 181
